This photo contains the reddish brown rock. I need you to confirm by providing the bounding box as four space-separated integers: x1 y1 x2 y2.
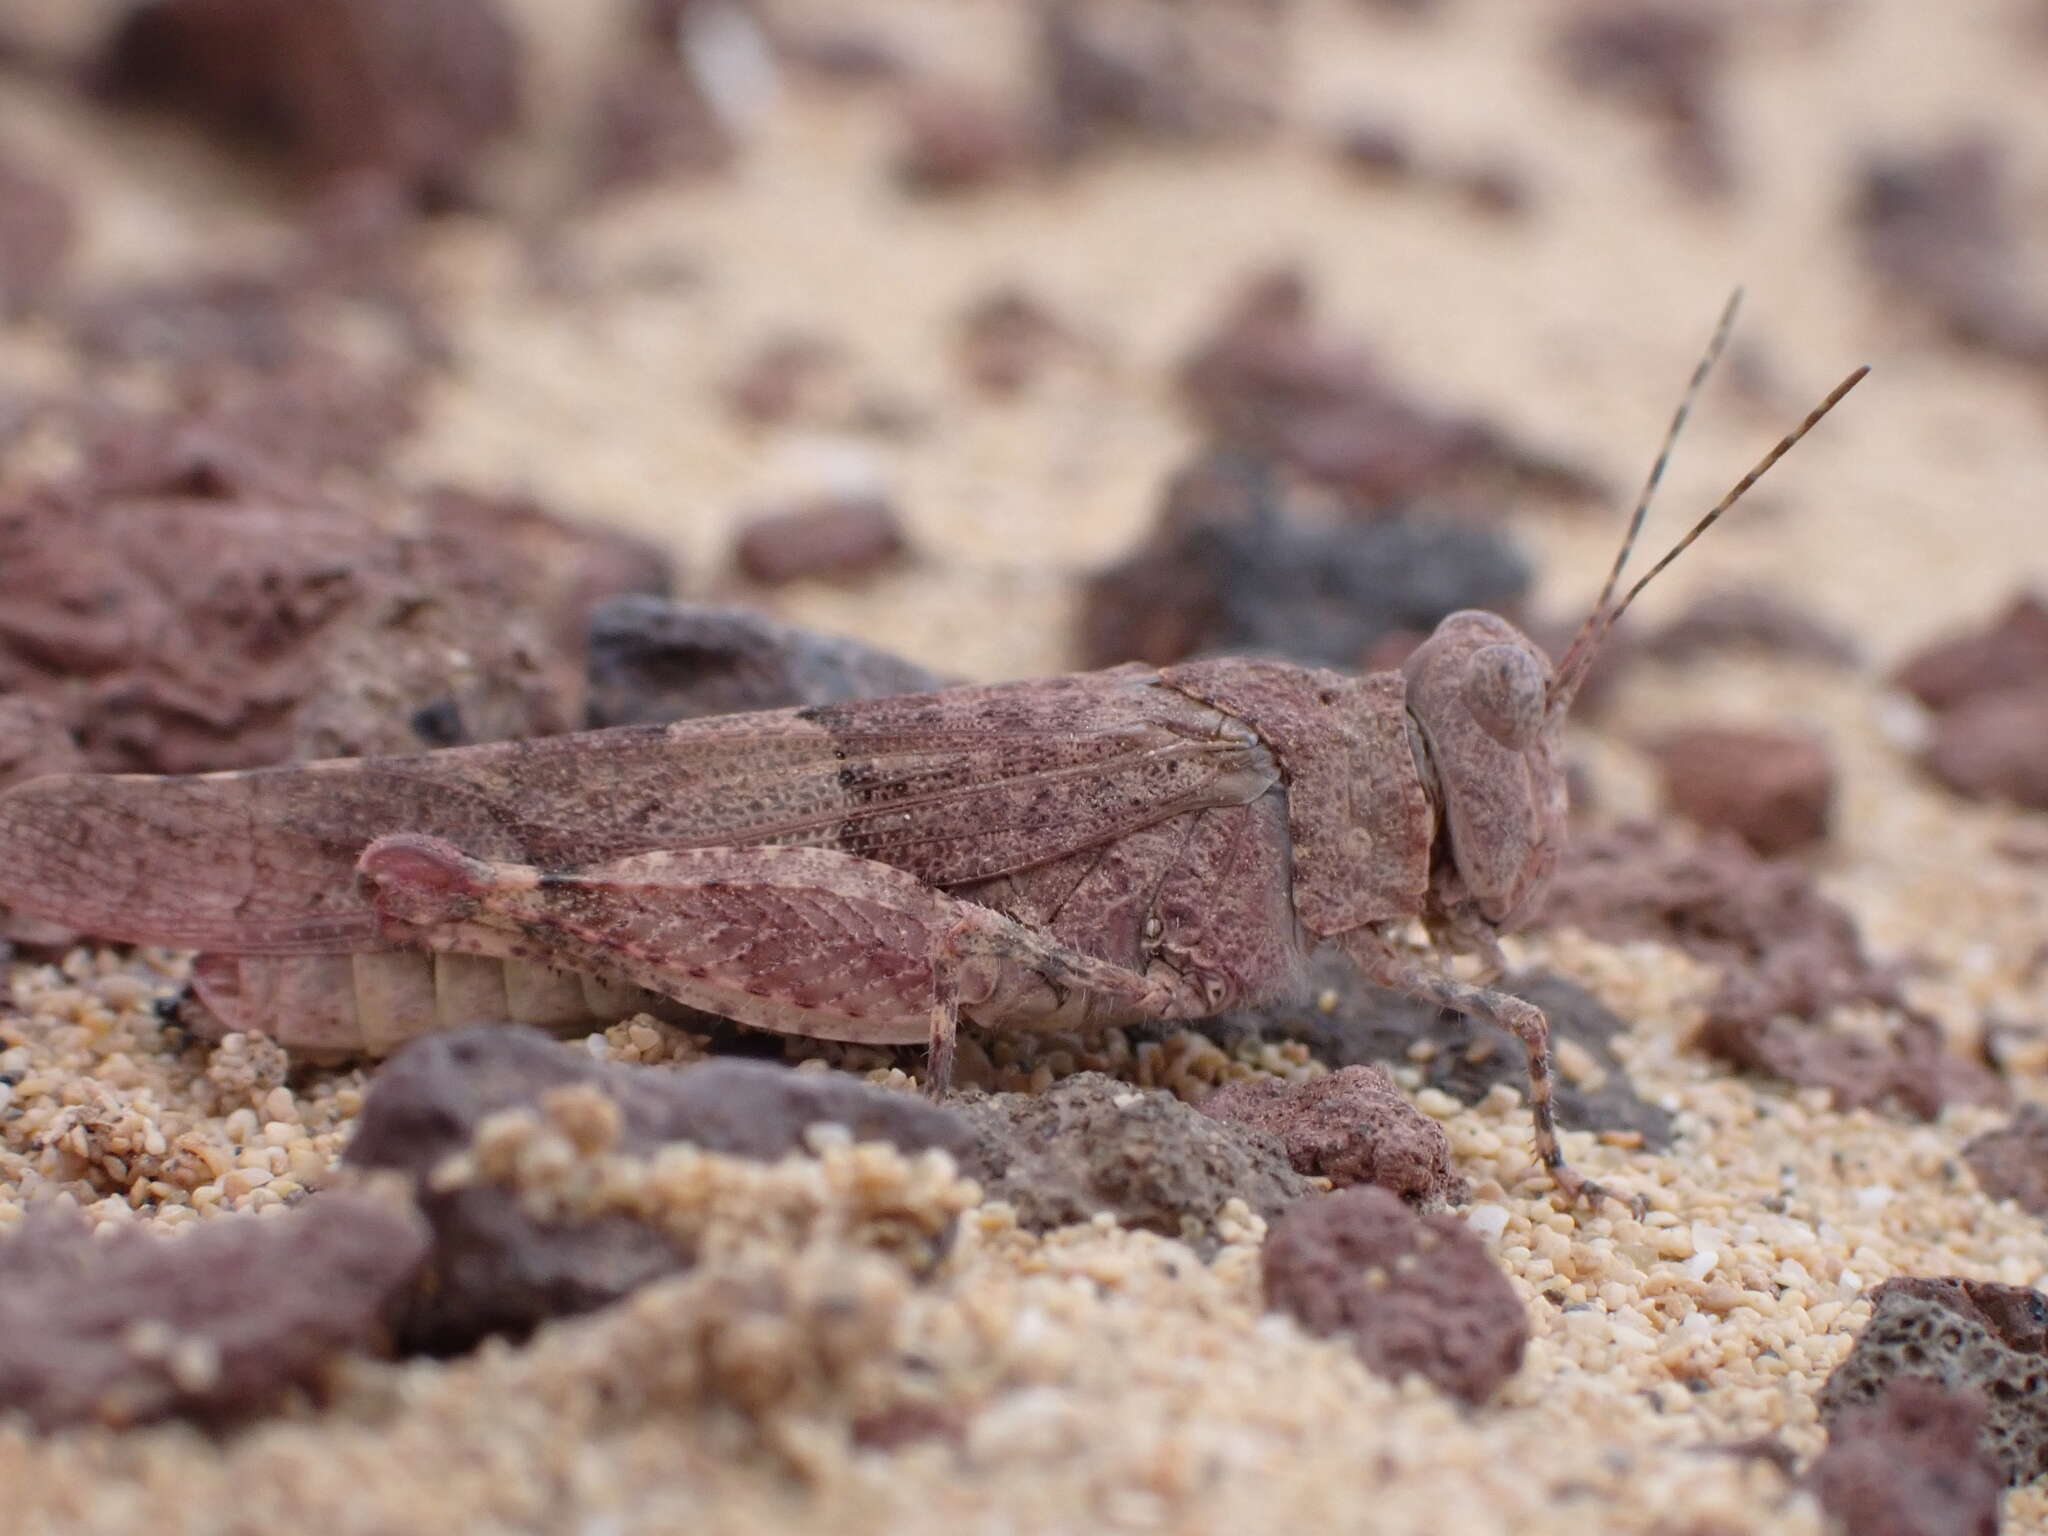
957 1072 1312 1251
1038 0 1285 161
1651 725 1835 856
1894 593 2048 713
1924 688 2048 809
732 494 909 586
580 1 746 199
1963 1104 2048 1216
1554 3 1733 196
96 0 521 208
896 87 1038 194
1539 822 2003 1118
0 698 87 947
418 485 674 667
1819 1277 2048 1487
0 149 74 315
1643 586 1860 668
1808 1378 2003 1536
1177 268 1600 506
1262 1186 1527 1404
1200 1066 1465 1204
720 332 845 428
0 696 83 793
0 1194 427 1430
956 286 1087 398
1852 137 2048 369
0 459 666 774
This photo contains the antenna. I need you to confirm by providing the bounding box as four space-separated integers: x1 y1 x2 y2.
1547 300 1868 714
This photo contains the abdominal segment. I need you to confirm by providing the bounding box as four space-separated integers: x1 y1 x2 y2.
181 951 682 1055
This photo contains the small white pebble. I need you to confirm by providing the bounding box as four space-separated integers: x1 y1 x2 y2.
1466 1204 1510 1242
1854 1185 1894 1211
1840 1270 1863 1293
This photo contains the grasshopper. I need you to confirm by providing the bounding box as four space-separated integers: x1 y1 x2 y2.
0 298 1863 1208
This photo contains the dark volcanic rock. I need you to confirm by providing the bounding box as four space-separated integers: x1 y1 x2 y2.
1963 1104 2048 1217
956 1071 1313 1251
1206 953 1674 1150
1651 725 1835 856
1199 1065 1467 1205
1078 451 1532 670
96 0 521 208
585 598 952 727
1808 1378 2003 1536
1262 1185 1527 1404
1819 1276 2048 1487
343 1027 977 1352
0 1194 427 1430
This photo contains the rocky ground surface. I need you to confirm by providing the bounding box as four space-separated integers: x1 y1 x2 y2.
2 1 2048 1532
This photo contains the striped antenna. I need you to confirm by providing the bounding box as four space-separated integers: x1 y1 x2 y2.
1547 307 1868 715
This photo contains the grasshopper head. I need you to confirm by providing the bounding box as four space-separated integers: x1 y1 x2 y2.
1401 610 1565 929
1398 298 1869 935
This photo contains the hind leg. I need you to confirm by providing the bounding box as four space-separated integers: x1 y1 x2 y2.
356 834 1187 1090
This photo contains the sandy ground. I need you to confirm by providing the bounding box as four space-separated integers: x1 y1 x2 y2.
3 0 2048 1531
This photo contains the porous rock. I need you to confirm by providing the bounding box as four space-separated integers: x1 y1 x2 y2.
1078 450 1532 670
1808 1378 2003 1536
1206 954 1674 1150
1818 1276 2048 1486
956 1071 1312 1251
1262 1185 1527 1404
0 1194 427 1430
343 1027 977 1351
0 459 665 773
1651 725 1834 856
1963 1104 2048 1217
585 598 952 727
1199 1065 1466 1205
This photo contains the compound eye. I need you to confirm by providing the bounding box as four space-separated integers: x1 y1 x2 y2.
1461 643 1546 751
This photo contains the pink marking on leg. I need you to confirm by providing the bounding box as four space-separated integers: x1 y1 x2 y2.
355 834 497 930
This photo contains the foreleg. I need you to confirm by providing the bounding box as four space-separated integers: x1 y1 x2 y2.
1341 929 1642 1215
